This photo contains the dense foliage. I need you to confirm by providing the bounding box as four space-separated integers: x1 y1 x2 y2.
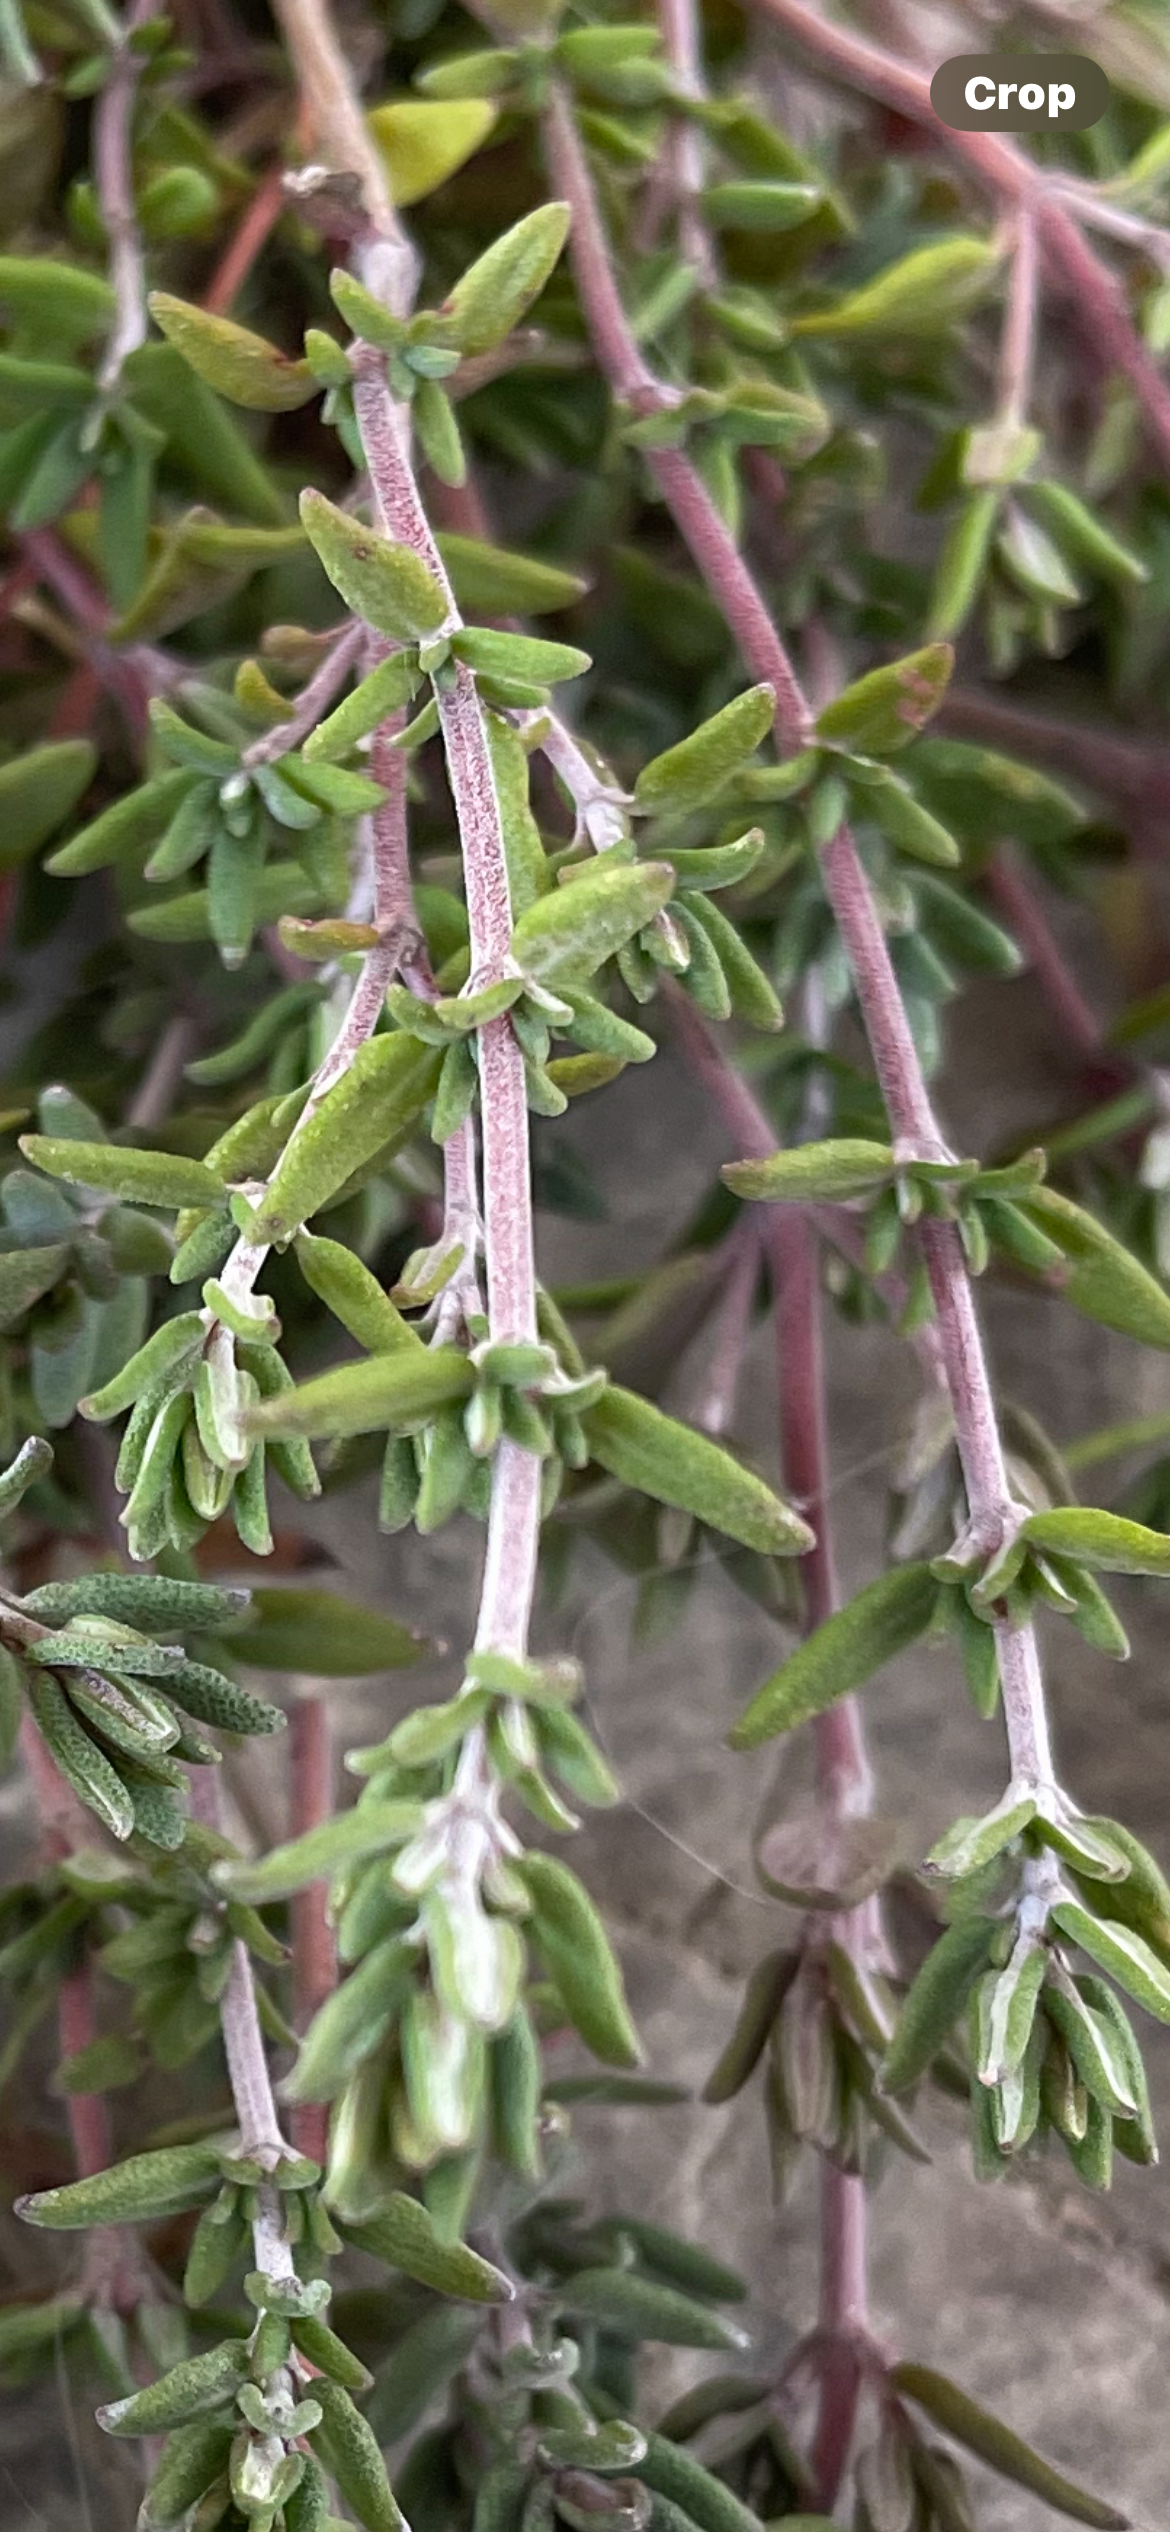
3 0 1170 2523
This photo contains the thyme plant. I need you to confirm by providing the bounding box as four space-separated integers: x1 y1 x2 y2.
2 0 1170 2523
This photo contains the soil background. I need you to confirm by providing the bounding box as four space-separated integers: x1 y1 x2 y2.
2 917 1168 2528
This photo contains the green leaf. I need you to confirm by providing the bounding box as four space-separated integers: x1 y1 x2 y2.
865 775 961 869
300 489 448 640
1019 1187 1170 1350
344 2193 511 2301
891 2364 1128 2529
1024 480 1148 590
367 98 497 206
148 292 316 410
17 2140 223 2230
637 2431 771 2532
816 645 953 756
0 1241 70 1330
1022 1506 1170 1577
584 1383 812 1555
0 254 114 348
46 769 198 877
0 1434 54 1516
730 1562 939 1748
213 1801 424 1902
19 1135 226 1210
451 626 591 686
559 2267 748 2351
232 1586 424 1674
634 685 776 815
511 860 674 983
438 203 571 354
98 2342 249 2437
513 1852 641 2067
0 740 96 871
295 1232 422 1355
926 1790 1038 1880
703 178 821 230
724 1137 894 1203
309 2376 407 2532
795 237 1000 337
302 652 420 763
926 487 1000 641
436 532 588 617
248 1034 442 1243
881 1915 997 2095
248 1341 472 1444
1051 1899 1170 2026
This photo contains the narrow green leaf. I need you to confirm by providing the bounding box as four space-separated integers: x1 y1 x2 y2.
438 203 571 354
880 1918 997 2096
17 2141 223 2230
1051 1899 1170 2026
19 1135 226 1210
248 1034 441 1243
246 1343 472 1443
344 2193 511 2301
300 489 448 641
724 1138 894 1203
795 238 999 338
513 1852 641 2068
634 686 776 815
1017 1188 1170 1350
559 2267 748 2351
585 1383 812 1556
816 645 953 756
213 1802 425 1902
0 740 97 871
1022 1505 1170 1578
232 1585 424 1674
512 860 674 984
731 1562 939 1748
148 292 316 410
891 2364 1128 2529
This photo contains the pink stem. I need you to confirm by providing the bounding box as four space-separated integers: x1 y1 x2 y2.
57 1962 113 2180
544 84 811 751
819 831 1055 1797
986 850 1105 1061
288 1700 336 2164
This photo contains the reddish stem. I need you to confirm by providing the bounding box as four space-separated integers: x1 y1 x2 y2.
288 1700 336 2163
203 163 288 314
986 850 1105 1061
57 1962 113 2180
542 84 811 745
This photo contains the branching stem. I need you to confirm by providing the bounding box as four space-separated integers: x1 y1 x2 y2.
547 91 1058 1800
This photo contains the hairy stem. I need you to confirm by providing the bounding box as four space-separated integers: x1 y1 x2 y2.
95 0 159 392
542 82 812 745
288 1699 336 2165
818 832 1055 1795
548 82 1056 1795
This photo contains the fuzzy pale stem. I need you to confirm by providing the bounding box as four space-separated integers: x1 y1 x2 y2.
95 0 159 391
819 825 1055 1793
288 1699 336 2165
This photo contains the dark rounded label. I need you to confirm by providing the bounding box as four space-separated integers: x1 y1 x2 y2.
930 52 1109 132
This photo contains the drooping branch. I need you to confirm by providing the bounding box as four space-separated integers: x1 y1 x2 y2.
544 95 1058 1813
